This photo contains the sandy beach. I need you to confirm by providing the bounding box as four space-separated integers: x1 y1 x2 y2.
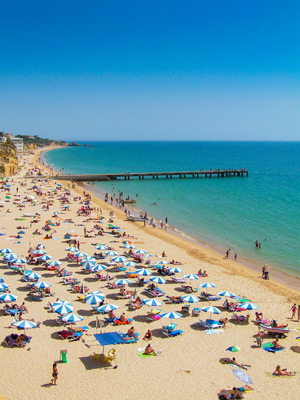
0 148 299 400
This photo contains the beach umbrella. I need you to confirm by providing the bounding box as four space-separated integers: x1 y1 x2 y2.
32 281 51 289
157 260 169 265
48 260 62 267
90 264 107 272
11 258 26 265
150 276 166 284
0 248 13 254
114 279 131 286
181 295 200 303
183 274 198 280
97 304 119 313
124 244 135 249
36 244 46 249
81 259 97 270
61 313 83 323
296 337 300 342
52 301 73 315
82 256 96 262
168 267 182 274
123 261 137 268
198 282 215 292
33 249 46 255
25 271 41 280
227 346 240 352
12 320 37 331
85 291 105 305
144 299 163 308
218 291 236 297
18 231 25 235
0 277 4 283
95 244 108 250
135 249 147 255
38 254 53 261
65 247 78 252
160 311 182 324
112 256 127 263
74 251 88 258
232 370 253 385
0 293 17 303
105 250 118 256
202 306 221 319
239 302 258 310
3 253 18 261
0 283 9 291
137 268 152 276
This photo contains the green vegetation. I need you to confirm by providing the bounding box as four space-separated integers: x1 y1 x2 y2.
15 134 66 147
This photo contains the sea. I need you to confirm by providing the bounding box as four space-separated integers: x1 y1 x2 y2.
43 141 300 279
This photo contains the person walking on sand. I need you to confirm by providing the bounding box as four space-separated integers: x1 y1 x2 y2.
51 362 58 385
289 303 297 319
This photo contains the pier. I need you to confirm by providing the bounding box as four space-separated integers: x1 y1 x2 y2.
30 169 248 181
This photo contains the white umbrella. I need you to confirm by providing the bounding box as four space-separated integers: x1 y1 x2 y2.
124 244 135 249
38 254 53 261
202 306 221 319
0 283 9 291
12 320 37 330
112 256 127 263
52 301 73 315
95 244 108 250
74 251 88 258
33 249 46 255
81 256 96 262
135 249 147 255
48 260 62 267
183 274 198 280
0 293 17 303
239 302 259 310
85 291 105 305
150 276 166 284
32 281 51 289
157 260 169 265
3 253 18 261
137 268 152 276
218 291 236 297
96 304 119 313
0 248 13 254
144 299 162 307
61 313 83 323
81 260 97 269
181 295 200 303
168 266 182 274
65 247 78 252
11 258 26 265
105 250 118 256
123 261 137 268
90 264 107 272
160 311 182 324
114 278 131 286
25 271 41 280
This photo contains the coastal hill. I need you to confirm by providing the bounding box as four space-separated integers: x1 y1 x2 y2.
0 136 18 176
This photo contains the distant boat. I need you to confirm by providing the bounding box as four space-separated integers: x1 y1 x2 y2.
124 199 136 204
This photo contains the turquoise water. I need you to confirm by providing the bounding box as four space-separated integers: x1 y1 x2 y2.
44 142 300 277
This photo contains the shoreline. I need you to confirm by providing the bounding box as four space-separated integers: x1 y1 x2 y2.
39 147 300 296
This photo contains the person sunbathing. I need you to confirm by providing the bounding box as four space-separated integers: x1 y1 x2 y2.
273 365 295 376
168 296 182 303
134 296 142 306
272 338 283 349
16 333 29 348
231 357 251 370
127 326 137 339
119 313 128 323
144 343 156 356
108 310 116 320
143 329 153 341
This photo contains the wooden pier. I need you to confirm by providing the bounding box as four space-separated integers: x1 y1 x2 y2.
30 169 248 181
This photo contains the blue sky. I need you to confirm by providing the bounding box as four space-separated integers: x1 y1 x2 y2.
0 0 299 140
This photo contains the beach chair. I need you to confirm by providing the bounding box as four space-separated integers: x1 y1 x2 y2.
181 304 190 313
162 328 183 337
171 277 186 284
192 307 200 316
198 319 224 330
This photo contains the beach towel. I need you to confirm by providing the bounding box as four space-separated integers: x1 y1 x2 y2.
138 352 156 358
263 346 285 353
206 329 224 334
262 342 273 348
265 372 295 378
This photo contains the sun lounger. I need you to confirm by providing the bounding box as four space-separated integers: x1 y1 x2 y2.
181 285 198 293
162 328 183 337
3 334 32 348
200 292 221 301
165 296 183 304
3 307 25 316
144 288 165 298
181 305 190 313
192 307 200 315
198 319 224 329
231 313 250 324
171 277 186 284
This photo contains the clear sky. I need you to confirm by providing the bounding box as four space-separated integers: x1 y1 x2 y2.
1 0 299 141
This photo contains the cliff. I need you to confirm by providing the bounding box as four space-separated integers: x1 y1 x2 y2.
0 138 18 176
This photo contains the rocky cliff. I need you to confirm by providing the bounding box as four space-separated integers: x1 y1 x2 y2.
0 139 18 176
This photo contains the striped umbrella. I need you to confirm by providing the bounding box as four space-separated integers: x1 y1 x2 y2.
97 304 119 313
183 274 199 280
90 264 107 272
218 291 236 297
11 258 26 264
95 244 108 250
38 254 53 261
112 256 127 263
202 306 221 319
227 346 240 352
36 244 46 249
123 261 137 268
105 250 118 256
48 260 62 267
52 301 73 315
124 244 135 249
157 260 169 265
181 295 200 303
0 277 4 283
114 279 131 286
85 291 105 305
81 256 96 262
0 248 13 254
61 313 83 323
65 247 78 252
81 260 97 270
137 268 152 276
12 320 37 331
0 283 9 291
3 253 18 261
160 311 183 324
168 266 182 274
32 281 51 289
25 271 41 280
239 302 259 310
150 276 166 284
33 249 46 255
0 293 17 303
74 251 88 258
144 299 163 307
135 249 147 255
198 282 216 292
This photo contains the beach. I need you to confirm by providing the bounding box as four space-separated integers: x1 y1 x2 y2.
0 148 299 400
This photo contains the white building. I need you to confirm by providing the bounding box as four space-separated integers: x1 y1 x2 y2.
11 137 24 153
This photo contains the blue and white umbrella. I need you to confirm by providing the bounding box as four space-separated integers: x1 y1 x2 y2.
150 276 166 284
65 246 78 252
33 249 46 255
74 251 88 258
48 260 62 267
198 282 215 289
25 271 41 280
38 254 53 261
144 299 163 307
114 278 131 286
112 256 127 263
123 261 137 268
183 274 199 280
105 250 118 256
0 283 9 291
90 264 107 272
32 281 51 289
232 370 253 385
137 268 152 276
95 244 108 250
239 302 258 310
0 293 17 303
81 260 97 270
12 320 37 330
181 295 200 303
85 291 105 305
202 306 221 319
168 266 182 274
218 291 236 297
0 248 13 254
97 304 119 313
11 258 26 264
81 256 96 262
52 301 73 315
157 260 169 265
3 253 18 261
36 244 46 249
61 313 83 323
124 244 135 249
160 312 183 322
0 277 4 283
135 249 147 255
